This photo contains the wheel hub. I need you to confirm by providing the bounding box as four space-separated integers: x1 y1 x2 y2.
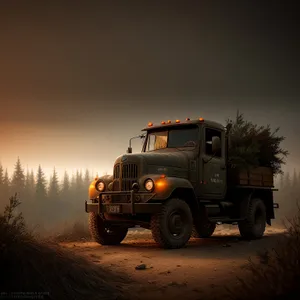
169 214 184 235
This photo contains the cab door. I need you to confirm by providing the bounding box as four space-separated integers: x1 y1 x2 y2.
199 127 227 199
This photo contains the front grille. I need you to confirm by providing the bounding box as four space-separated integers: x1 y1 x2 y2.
113 164 120 179
113 163 138 191
122 164 138 179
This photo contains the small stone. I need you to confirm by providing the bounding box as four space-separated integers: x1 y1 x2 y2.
148 280 156 284
135 264 147 270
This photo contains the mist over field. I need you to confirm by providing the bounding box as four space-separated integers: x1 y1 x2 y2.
0 152 299 233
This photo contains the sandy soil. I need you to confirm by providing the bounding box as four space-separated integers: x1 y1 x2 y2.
60 225 286 300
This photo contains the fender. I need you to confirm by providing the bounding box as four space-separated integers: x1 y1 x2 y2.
89 174 113 199
139 174 196 201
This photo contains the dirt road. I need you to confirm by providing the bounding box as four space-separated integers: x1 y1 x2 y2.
60 225 286 300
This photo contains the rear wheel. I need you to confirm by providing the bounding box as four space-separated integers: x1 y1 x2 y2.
150 198 193 249
238 198 266 239
88 213 128 245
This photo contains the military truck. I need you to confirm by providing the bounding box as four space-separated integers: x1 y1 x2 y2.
85 117 279 249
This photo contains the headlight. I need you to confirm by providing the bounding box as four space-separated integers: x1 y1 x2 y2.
144 179 154 191
108 182 113 191
95 180 105 192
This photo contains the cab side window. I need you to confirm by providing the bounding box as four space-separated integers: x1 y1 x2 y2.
205 128 222 157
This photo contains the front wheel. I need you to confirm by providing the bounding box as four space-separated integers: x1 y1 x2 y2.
238 198 266 240
150 198 193 249
88 213 128 245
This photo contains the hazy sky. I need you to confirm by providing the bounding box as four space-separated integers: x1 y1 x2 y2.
0 1 299 179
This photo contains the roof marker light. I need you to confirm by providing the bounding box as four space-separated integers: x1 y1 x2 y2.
161 121 166 124
199 118 204 122
167 120 171 124
186 118 190 121
175 120 180 123
148 122 153 127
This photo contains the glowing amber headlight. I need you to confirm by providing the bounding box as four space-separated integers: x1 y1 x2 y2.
95 180 105 192
145 179 154 191
155 179 167 190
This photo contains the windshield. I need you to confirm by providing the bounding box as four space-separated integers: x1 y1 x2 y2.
144 126 199 152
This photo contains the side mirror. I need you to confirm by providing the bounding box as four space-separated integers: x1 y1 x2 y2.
127 147 132 154
212 136 221 154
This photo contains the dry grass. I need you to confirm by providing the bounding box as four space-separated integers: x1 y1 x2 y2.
47 221 91 243
0 194 129 300
227 205 300 300
2 193 300 300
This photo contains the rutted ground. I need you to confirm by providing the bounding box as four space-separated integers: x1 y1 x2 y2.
60 225 286 300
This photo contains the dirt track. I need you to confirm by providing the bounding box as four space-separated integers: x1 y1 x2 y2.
60 225 286 300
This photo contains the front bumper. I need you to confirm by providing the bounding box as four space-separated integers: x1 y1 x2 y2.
85 190 162 215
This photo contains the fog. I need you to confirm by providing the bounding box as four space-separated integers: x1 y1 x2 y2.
0 1 299 228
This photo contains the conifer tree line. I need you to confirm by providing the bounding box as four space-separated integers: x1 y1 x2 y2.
0 158 97 228
275 169 300 220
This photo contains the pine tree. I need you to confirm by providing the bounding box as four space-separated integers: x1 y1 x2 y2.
3 169 10 187
1 169 11 205
0 163 4 187
0 165 6 208
11 157 25 196
24 169 30 201
284 172 291 189
75 170 84 192
69 172 76 201
84 169 91 187
297 171 300 194
226 111 289 174
279 173 285 190
25 168 30 188
24 169 36 202
35 165 47 200
292 168 298 189
48 167 60 200
70 172 76 189
29 169 35 199
61 170 70 201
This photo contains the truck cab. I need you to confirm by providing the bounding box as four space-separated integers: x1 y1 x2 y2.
85 117 278 249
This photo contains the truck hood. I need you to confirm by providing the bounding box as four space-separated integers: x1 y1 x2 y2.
114 149 194 169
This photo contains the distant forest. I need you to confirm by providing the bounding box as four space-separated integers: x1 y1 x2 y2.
0 158 299 229
0 158 97 229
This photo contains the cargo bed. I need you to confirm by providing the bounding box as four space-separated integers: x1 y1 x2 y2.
228 166 274 187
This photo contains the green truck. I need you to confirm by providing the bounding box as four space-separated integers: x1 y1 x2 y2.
85 117 279 249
